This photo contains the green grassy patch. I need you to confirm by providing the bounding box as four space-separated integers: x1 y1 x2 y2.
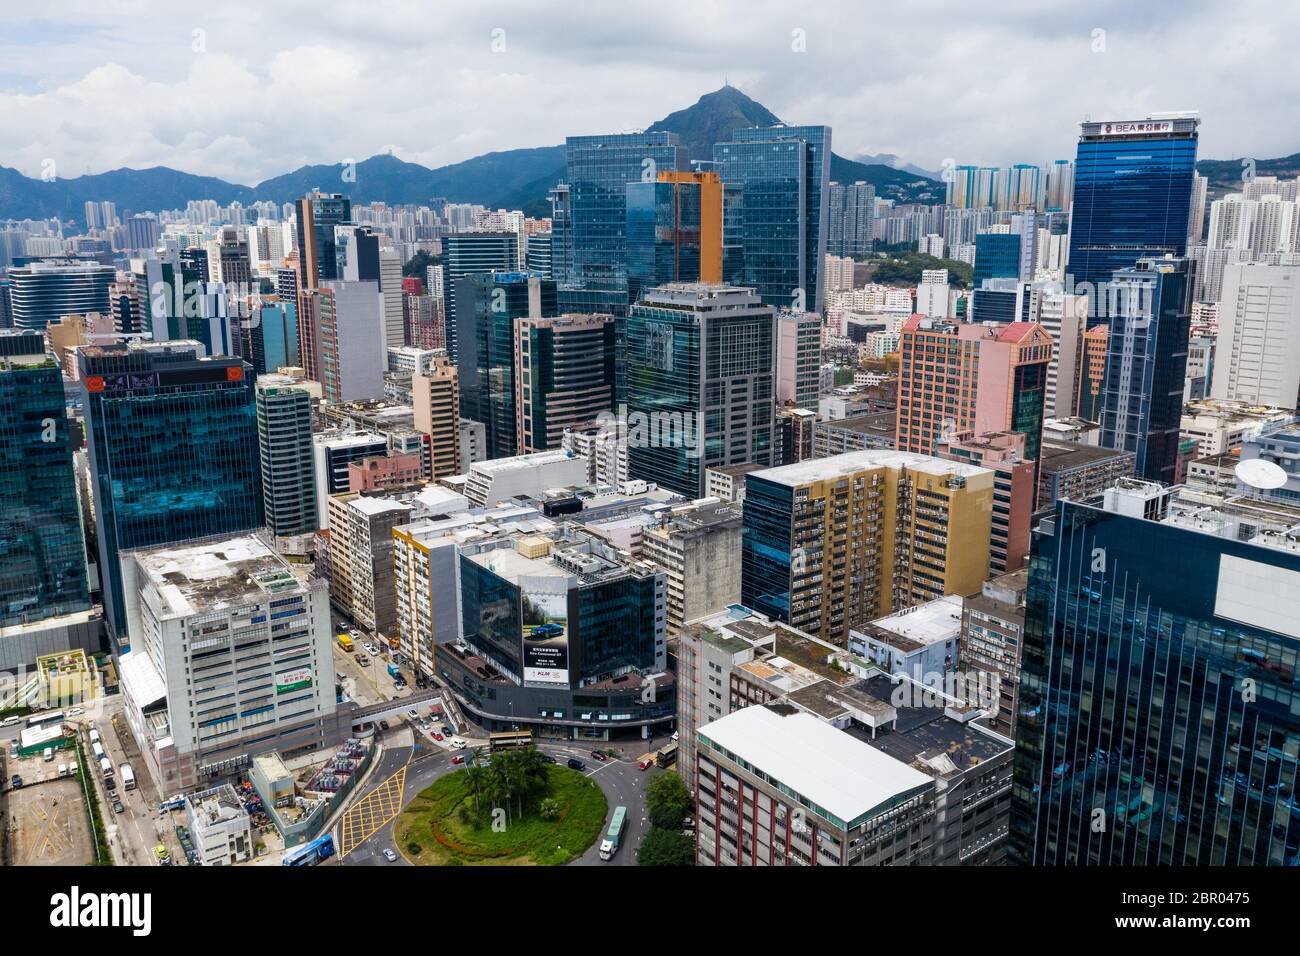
395 765 607 866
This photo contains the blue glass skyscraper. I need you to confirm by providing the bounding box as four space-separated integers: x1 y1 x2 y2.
1098 256 1192 484
1066 117 1199 320
78 341 263 642
714 124 831 314
561 132 688 290
974 233 1022 288
0 330 90 626
1013 481 1300 865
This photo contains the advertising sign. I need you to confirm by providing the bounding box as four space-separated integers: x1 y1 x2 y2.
275 668 313 694
521 589 569 685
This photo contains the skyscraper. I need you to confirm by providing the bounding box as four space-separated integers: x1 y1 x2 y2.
8 259 114 331
1098 256 1192 484
1013 479 1300 865
514 313 616 453
1066 117 1199 316
714 124 832 314
294 190 352 289
561 131 688 289
255 374 318 537
740 450 995 645
1211 263 1300 409
453 271 557 460
0 331 90 627
827 181 875 257
443 232 521 360
626 284 775 498
625 171 723 299
411 355 461 478
79 341 263 641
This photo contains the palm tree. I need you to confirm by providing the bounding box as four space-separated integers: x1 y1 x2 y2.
463 758 487 811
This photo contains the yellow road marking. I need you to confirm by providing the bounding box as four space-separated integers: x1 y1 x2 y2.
338 765 408 856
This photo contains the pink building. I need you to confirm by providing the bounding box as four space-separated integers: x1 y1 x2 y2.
347 452 424 493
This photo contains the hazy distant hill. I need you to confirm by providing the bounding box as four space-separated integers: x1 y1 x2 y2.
0 85 947 222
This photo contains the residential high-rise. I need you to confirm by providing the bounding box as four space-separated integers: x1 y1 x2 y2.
117 533 344 793
255 374 318 537
938 430 1037 573
625 170 723 298
0 331 91 627
514 313 616 453
1211 263 1300 409
453 271 557 459
1013 479 1300 865
640 501 743 637
895 315 1053 465
1098 256 1193 483
714 124 832 314
741 450 995 645
1066 117 1199 316
78 341 263 641
305 280 386 403
827 180 875 257
625 284 776 498
241 299 299 377
411 355 462 478
8 259 114 331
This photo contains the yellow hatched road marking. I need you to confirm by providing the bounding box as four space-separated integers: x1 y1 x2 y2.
338 765 407 856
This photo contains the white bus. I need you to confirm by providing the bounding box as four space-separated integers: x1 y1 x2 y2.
98 756 113 779
88 727 101 745
120 764 136 790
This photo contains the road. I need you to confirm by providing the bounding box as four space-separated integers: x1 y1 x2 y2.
336 729 662 867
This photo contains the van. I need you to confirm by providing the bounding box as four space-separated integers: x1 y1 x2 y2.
43 747 54 762
99 756 113 779
92 742 105 761
88 727 100 744
449 737 466 750
567 757 585 771
57 762 68 777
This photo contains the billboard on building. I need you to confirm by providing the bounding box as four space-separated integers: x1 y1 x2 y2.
275 667 314 694
521 588 569 685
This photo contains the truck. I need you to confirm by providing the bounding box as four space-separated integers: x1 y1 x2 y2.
281 833 335 866
599 805 627 861
387 663 402 680
120 763 136 791
337 633 354 652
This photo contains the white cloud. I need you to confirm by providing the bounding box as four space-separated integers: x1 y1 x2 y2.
0 0 1295 185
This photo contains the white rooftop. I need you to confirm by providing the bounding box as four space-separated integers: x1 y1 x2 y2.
752 449 992 488
869 594 965 645
131 534 306 617
469 449 581 475
699 705 932 825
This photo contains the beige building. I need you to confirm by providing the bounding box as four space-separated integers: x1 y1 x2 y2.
412 355 461 478
641 502 743 636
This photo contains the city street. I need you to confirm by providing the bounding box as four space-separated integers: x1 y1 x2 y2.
335 729 661 867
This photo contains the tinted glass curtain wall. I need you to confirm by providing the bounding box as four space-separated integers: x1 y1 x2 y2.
1012 500 1300 865
1066 120 1198 320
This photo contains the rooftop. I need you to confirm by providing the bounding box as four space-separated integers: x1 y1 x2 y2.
698 704 933 826
130 534 310 618
750 449 990 488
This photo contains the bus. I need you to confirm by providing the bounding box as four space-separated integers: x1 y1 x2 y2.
336 634 354 653
655 741 678 768
120 763 136 791
27 711 65 729
489 730 533 753
282 834 335 867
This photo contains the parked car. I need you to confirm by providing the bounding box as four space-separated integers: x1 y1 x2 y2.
383 848 398 862
9 774 22 789
379 720 390 731
433 732 444 741
359 657 371 667
107 788 118 801
406 709 419 721
113 801 125 814
0 715 22 727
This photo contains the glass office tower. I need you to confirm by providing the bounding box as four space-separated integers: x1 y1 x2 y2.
562 132 688 290
0 331 90 626
625 284 775 499
78 341 263 642
626 171 724 302
1013 481 1300 866
443 232 521 361
1066 117 1199 321
973 233 1022 288
7 260 114 332
1098 256 1192 484
294 191 352 289
452 271 557 460
714 124 832 314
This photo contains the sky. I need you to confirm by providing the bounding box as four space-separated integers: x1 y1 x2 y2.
0 0 1294 185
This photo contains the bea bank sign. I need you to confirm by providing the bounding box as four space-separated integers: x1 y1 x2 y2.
1101 121 1174 136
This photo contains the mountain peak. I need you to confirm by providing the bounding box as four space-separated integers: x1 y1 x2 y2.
647 85 784 160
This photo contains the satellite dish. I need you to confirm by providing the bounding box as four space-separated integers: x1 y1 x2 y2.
1235 458 1288 491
